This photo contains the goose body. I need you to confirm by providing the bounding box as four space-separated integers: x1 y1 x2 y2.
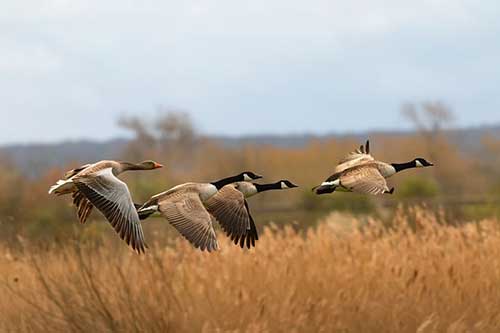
205 180 298 249
48 160 163 253
314 141 433 195
137 172 263 252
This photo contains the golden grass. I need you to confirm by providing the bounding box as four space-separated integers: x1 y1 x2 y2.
2 207 500 332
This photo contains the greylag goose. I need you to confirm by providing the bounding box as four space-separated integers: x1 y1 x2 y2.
49 160 163 253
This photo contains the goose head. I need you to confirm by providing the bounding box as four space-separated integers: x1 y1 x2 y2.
413 158 434 168
138 160 164 170
120 160 163 172
211 171 263 190
241 171 263 181
279 180 299 189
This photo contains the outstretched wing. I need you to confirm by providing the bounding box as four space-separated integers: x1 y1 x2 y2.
233 201 258 249
335 140 374 173
158 191 218 252
73 168 148 253
72 190 94 224
205 184 251 242
340 165 390 195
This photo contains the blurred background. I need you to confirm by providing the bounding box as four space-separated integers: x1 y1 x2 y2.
1 0 500 244
4 2 500 331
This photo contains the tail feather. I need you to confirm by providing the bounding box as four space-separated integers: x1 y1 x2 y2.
136 203 158 220
312 185 336 195
138 211 154 220
48 179 75 195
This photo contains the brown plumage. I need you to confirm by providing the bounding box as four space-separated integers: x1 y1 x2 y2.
49 160 163 253
204 185 251 243
140 183 220 252
313 140 433 196
339 163 391 195
205 180 298 249
72 190 93 224
137 172 264 252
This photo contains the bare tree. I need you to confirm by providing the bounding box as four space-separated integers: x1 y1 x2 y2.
117 116 157 161
401 101 470 195
401 101 455 161
155 109 196 153
117 108 198 170
402 101 454 134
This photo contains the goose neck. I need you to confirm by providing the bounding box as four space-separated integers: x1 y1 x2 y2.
391 161 416 173
119 162 143 172
254 182 281 192
210 174 241 190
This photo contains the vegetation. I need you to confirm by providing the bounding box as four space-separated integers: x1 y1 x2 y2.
0 106 499 331
1 107 499 242
2 208 500 332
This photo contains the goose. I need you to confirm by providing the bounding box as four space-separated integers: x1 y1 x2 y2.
313 141 433 195
137 171 263 252
205 180 298 249
48 160 163 253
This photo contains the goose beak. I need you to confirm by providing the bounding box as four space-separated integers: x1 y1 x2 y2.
153 162 163 169
255 173 263 179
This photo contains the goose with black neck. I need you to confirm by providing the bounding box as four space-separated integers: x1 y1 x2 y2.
313 140 433 196
136 171 263 252
205 179 299 249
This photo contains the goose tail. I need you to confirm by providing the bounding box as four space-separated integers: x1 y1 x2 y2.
136 201 159 220
48 179 75 195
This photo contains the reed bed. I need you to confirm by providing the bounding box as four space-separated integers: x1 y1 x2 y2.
1 207 500 332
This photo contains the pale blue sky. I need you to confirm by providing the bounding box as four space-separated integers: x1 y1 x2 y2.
1 0 499 144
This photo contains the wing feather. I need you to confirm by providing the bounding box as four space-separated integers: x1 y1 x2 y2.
340 165 390 195
73 168 147 253
158 191 219 252
335 140 374 173
205 185 251 242
232 200 258 249
72 190 94 224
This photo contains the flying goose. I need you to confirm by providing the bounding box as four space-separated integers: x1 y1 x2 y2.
205 180 298 249
48 160 163 253
137 171 263 252
313 141 433 195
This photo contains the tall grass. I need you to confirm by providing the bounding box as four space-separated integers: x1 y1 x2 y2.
2 207 500 332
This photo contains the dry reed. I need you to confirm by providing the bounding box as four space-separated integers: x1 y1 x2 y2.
1 207 500 332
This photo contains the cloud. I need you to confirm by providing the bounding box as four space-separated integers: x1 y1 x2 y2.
0 0 499 143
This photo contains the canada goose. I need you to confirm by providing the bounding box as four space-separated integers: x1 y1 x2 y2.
48 160 163 253
313 141 433 195
137 171 263 252
205 180 298 249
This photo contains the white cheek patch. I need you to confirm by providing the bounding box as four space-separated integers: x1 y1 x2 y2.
243 174 251 181
415 160 423 168
321 179 340 186
281 182 287 189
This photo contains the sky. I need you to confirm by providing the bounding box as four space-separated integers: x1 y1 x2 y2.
1 0 500 144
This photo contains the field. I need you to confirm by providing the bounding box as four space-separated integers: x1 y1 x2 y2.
2 207 500 332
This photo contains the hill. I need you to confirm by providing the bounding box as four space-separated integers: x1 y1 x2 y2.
1 125 499 177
